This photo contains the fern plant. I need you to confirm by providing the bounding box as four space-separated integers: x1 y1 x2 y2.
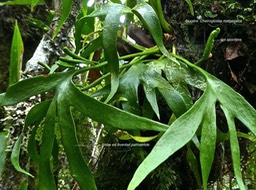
0 0 255 190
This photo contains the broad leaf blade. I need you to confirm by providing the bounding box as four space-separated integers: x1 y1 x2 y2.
118 63 142 114
25 100 51 128
207 75 256 135
102 10 121 102
141 66 189 117
27 126 40 164
37 99 57 190
0 71 74 106
118 63 190 117
89 3 130 17
55 78 169 189
57 84 97 190
11 136 34 178
200 94 217 190
150 58 206 91
132 2 170 58
88 4 132 102
9 20 23 86
221 106 246 190
26 101 51 165
52 0 73 39
128 87 211 190
68 79 169 132
143 84 159 119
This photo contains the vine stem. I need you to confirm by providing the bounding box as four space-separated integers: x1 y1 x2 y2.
80 55 149 91
73 46 159 76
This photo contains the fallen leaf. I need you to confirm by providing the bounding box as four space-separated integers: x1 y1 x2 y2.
225 42 246 61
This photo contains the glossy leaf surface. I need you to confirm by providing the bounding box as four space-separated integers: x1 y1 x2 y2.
53 0 73 39
0 67 171 189
88 3 132 102
0 1 255 189
128 69 256 190
37 99 57 190
117 62 191 118
9 20 23 86
11 136 34 178
128 85 211 190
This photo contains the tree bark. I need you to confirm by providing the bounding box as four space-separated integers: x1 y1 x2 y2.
25 0 82 75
